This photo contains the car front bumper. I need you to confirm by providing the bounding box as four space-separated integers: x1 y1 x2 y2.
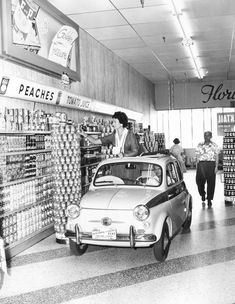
65 224 157 248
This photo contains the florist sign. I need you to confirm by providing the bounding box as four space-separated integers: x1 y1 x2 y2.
201 83 235 104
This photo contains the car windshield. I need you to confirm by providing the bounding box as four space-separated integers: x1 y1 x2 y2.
94 162 162 187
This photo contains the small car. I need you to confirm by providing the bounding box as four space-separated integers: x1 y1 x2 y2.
65 153 192 262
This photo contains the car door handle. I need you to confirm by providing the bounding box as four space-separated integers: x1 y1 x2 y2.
168 194 174 199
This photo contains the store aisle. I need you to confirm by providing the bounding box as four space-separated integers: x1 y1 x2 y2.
1 170 235 304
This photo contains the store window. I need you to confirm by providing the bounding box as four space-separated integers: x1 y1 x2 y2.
203 108 212 132
180 109 192 148
169 110 181 146
191 109 203 148
155 107 234 150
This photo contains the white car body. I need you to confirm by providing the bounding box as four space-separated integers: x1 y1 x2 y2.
66 153 192 261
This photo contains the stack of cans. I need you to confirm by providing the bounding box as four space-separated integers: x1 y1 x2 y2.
52 121 82 243
223 132 235 203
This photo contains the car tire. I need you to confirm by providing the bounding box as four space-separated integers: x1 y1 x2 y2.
69 239 88 256
182 198 192 231
153 221 171 262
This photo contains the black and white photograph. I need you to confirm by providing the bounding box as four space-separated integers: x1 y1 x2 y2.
0 0 235 303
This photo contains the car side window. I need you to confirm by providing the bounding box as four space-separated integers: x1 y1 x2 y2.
175 161 183 180
166 162 179 186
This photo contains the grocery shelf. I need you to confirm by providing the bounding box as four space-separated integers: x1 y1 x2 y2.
5 223 54 260
80 145 101 150
0 131 51 135
0 173 52 187
0 148 52 156
0 130 54 260
0 197 53 218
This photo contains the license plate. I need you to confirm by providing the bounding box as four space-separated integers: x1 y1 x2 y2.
92 229 116 240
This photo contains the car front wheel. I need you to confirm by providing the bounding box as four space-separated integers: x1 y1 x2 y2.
69 239 88 256
153 221 171 262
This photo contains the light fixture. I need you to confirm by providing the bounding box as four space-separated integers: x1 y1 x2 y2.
170 0 204 79
181 37 193 47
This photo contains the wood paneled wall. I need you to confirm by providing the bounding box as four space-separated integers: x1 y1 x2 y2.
0 28 155 125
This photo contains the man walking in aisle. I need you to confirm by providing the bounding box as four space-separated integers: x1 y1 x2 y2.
195 131 220 208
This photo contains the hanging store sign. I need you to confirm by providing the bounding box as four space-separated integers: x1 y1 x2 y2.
0 75 60 104
0 74 143 121
0 74 91 111
217 112 235 136
201 83 235 105
58 92 91 111
158 80 235 110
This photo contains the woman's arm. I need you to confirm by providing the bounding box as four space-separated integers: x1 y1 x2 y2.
80 129 102 145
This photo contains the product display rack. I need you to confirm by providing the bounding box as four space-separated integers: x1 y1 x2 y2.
144 131 165 153
0 130 54 259
51 123 82 243
80 130 113 195
81 131 102 195
223 131 235 205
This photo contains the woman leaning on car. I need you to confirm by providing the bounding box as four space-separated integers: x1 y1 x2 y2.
79 111 139 157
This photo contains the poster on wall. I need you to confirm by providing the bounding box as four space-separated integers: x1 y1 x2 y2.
48 25 78 68
12 0 41 54
217 113 235 136
0 0 80 81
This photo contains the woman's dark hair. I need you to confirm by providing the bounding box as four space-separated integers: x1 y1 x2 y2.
112 111 128 128
173 138 180 144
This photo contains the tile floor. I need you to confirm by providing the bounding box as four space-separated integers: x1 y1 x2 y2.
1 169 235 304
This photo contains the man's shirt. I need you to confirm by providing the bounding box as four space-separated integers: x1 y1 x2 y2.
195 141 220 161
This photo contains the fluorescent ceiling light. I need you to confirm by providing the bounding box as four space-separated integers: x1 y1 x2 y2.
170 0 204 79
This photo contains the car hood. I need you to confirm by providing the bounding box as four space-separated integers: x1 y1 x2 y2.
80 188 162 210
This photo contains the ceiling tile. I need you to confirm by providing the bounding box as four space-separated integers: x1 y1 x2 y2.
101 37 145 50
184 0 235 19
86 25 138 40
120 5 172 24
47 0 235 83
111 0 168 9
133 21 179 37
70 11 127 29
48 0 113 14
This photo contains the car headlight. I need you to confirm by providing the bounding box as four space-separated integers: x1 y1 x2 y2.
133 205 149 221
66 204 80 219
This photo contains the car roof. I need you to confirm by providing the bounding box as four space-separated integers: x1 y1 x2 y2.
97 153 176 166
